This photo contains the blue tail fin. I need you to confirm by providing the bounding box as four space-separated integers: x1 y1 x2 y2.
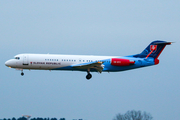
134 40 172 59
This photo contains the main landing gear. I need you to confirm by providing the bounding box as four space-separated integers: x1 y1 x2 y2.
86 71 92 80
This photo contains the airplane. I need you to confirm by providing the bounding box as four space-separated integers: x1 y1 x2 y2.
5 40 172 80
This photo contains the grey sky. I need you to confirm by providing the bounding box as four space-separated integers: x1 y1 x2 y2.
0 1 180 120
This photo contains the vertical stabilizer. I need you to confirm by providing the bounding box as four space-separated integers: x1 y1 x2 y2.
134 40 172 64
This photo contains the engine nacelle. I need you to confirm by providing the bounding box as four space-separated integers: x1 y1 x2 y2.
111 58 135 66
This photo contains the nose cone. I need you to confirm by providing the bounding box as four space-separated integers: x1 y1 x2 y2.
5 59 14 67
5 60 10 67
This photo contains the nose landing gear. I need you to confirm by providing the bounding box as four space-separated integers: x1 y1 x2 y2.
86 71 92 80
21 70 24 76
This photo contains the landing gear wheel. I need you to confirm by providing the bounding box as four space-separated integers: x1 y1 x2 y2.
21 72 24 76
86 73 92 80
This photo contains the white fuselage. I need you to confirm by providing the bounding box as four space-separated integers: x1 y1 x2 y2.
5 54 119 70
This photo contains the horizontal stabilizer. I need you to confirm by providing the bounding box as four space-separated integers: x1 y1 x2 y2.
154 41 172 45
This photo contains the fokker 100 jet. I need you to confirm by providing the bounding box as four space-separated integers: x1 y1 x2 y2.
5 40 172 80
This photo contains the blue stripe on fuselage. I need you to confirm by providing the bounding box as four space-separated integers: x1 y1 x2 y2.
51 57 155 72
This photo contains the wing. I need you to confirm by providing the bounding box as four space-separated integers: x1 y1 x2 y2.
72 61 104 73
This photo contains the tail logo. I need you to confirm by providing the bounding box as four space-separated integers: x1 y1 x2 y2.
150 45 157 52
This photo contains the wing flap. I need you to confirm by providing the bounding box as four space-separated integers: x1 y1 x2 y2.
72 61 104 73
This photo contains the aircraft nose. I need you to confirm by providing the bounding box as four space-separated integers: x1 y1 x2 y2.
5 60 10 66
5 60 13 67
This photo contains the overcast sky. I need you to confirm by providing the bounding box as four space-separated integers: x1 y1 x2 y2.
0 1 180 120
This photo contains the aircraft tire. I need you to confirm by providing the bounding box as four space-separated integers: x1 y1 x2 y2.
21 72 24 76
86 73 92 80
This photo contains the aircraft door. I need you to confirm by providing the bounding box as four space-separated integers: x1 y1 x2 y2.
23 55 29 65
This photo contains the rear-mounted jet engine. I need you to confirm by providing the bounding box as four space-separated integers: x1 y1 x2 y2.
111 58 135 66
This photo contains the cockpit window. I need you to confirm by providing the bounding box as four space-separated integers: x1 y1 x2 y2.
15 57 20 60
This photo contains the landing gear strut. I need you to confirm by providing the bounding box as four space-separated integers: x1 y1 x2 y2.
21 71 24 76
86 71 92 80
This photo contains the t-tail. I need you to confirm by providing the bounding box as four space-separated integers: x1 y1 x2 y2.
134 40 172 65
